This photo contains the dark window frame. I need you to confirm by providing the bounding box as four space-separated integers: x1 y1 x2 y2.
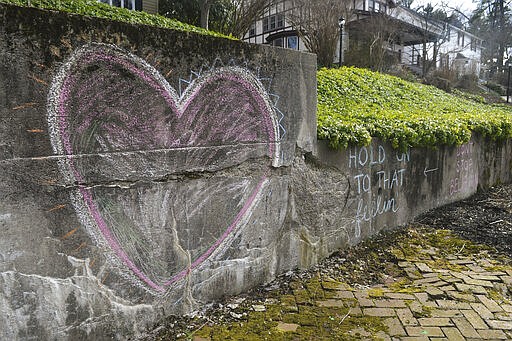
263 13 285 33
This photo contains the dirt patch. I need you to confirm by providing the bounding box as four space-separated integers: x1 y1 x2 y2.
416 184 512 256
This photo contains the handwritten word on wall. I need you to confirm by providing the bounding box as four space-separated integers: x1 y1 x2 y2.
449 142 476 196
348 145 410 238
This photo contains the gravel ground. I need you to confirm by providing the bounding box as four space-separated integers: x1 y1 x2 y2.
142 183 512 340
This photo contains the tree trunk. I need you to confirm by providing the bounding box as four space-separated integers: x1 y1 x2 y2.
422 41 427 77
200 0 212 30
497 0 505 68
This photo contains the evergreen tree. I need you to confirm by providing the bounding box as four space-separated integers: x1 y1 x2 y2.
468 0 512 72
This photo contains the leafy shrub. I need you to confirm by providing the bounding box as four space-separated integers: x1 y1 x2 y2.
318 67 512 151
452 89 486 104
0 0 232 39
386 64 420 83
485 81 506 96
425 75 452 93
455 74 479 92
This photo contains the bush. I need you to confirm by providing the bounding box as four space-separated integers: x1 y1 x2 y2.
386 64 420 83
485 82 506 96
425 75 452 93
456 74 479 92
451 89 486 104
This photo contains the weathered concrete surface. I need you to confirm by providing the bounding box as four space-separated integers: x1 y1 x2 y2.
1 3 512 340
314 136 512 245
0 3 317 339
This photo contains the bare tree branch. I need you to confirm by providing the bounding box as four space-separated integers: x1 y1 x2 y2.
287 0 352 67
225 0 276 38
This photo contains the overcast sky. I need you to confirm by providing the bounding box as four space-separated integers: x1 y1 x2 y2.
411 0 478 16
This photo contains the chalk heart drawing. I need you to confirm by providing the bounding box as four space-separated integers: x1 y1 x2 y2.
47 43 280 294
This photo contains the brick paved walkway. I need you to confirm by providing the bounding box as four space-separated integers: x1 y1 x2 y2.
311 256 512 340
175 228 512 340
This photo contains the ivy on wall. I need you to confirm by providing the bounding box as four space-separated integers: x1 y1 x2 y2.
318 67 512 151
0 0 232 39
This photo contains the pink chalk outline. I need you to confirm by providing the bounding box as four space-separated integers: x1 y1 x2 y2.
47 44 280 293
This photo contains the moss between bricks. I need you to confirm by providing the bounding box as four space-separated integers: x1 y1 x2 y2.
155 226 512 340
321 279 347 291
388 278 422 294
368 288 385 298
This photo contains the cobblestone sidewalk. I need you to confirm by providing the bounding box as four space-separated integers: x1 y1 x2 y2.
313 253 512 340
154 228 512 340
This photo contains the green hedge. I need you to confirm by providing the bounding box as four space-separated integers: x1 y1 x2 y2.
318 67 512 151
0 0 232 39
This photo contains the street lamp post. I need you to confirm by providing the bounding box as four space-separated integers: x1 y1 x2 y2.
339 16 345 67
506 61 511 104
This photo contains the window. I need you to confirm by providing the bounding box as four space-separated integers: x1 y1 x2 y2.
269 35 298 50
458 32 464 46
274 38 284 47
263 17 269 32
263 13 285 33
99 0 140 10
277 14 284 28
470 39 477 51
368 0 386 13
440 54 450 69
287 36 298 50
249 23 256 37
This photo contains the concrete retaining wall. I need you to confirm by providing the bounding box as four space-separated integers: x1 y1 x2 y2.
1 4 511 340
314 136 512 246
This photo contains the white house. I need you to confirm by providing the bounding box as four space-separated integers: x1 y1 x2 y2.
347 3 444 68
439 24 483 76
243 1 405 53
243 0 482 76
98 0 158 14
402 23 483 77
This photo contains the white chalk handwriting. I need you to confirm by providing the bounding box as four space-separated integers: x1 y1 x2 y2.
349 145 410 238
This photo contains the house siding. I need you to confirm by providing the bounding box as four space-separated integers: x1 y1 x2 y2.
244 0 482 74
142 0 158 14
